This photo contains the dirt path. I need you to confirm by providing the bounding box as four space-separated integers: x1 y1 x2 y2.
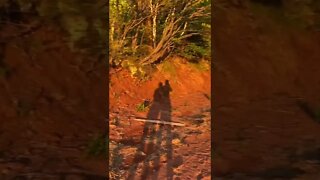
110 93 211 179
109 60 211 179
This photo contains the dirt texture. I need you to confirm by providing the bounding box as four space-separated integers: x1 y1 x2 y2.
109 58 211 179
0 23 107 179
213 1 320 179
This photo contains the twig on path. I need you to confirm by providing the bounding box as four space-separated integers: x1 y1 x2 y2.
132 117 186 127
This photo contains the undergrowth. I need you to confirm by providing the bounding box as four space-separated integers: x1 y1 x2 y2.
121 59 154 81
136 100 150 112
161 60 176 75
189 60 210 72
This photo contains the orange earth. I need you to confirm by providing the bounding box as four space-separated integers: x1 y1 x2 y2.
0 23 107 179
213 1 320 179
109 58 211 179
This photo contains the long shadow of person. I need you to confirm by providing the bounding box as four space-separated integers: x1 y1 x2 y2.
140 80 173 180
160 80 173 180
127 82 164 180
127 80 174 180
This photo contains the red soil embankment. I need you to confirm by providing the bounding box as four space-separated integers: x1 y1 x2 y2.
0 24 107 178
213 2 320 178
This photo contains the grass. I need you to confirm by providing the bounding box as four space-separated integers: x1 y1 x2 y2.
86 133 107 157
161 60 176 75
189 61 210 72
136 100 150 112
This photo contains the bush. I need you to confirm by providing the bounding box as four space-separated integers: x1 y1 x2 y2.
178 43 210 62
136 101 149 112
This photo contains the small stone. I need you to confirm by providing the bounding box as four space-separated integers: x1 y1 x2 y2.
172 139 181 146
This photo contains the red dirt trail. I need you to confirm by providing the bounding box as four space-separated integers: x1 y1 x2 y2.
109 58 211 179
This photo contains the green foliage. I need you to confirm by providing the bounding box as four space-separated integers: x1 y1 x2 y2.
36 0 105 54
121 59 153 81
110 0 211 66
189 61 210 72
179 43 210 61
136 102 149 112
86 134 107 157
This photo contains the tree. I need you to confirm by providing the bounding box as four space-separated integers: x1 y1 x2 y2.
110 0 211 66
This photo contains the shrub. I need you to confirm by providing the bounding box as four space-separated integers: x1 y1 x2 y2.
136 101 149 112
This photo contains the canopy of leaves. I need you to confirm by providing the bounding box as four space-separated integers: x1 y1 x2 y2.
109 0 211 67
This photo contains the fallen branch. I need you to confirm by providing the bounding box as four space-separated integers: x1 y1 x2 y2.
132 117 185 127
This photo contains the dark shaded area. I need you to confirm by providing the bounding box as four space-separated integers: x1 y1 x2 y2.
297 100 320 123
250 0 283 7
6 172 106 180
253 167 305 179
8 0 22 22
298 148 320 164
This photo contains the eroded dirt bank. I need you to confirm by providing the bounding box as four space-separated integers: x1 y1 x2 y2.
0 24 107 179
213 1 320 179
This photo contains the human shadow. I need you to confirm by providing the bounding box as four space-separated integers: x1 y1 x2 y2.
127 80 173 180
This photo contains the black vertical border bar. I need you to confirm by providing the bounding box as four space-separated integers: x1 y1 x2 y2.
211 0 214 178
106 0 110 177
